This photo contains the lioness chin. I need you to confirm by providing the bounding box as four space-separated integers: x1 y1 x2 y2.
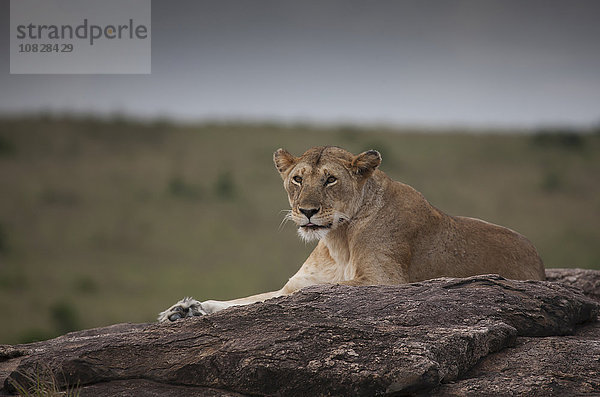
159 146 545 322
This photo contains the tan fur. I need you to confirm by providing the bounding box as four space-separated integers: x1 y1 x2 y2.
158 146 545 321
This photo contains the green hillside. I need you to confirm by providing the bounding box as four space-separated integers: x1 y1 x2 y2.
0 116 598 344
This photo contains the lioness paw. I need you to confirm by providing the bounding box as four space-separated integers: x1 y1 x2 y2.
158 297 206 322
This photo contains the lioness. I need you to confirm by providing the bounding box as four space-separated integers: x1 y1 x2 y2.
159 146 545 321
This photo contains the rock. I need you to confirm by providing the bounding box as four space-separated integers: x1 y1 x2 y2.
431 322 600 396
77 379 247 397
1 271 598 397
546 268 600 302
430 268 600 396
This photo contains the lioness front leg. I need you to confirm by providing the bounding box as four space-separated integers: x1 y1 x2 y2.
158 242 338 322
157 289 288 322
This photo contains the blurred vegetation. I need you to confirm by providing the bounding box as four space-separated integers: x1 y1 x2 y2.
0 222 7 253
0 115 599 344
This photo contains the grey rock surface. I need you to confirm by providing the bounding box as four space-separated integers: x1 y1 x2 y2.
432 322 600 396
546 267 600 302
0 270 598 396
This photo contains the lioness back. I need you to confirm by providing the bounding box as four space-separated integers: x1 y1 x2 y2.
408 212 546 281
362 173 545 282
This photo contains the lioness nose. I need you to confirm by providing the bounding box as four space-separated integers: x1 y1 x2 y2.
299 207 319 219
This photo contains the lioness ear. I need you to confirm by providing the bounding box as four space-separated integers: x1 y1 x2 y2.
350 150 382 180
273 148 298 177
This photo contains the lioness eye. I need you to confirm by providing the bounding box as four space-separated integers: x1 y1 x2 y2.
326 176 337 185
293 176 303 184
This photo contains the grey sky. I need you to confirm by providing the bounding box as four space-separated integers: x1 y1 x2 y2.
1 0 599 127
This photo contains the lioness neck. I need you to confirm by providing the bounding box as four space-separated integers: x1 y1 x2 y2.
322 170 388 270
322 225 353 277
354 169 388 219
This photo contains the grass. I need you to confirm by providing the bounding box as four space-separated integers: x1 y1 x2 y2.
7 365 80 397
0 115 599 344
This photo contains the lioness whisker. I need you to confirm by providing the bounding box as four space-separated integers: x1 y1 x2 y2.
278 210 293 230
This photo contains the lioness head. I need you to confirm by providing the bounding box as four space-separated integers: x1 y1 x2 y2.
274 146 381 242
